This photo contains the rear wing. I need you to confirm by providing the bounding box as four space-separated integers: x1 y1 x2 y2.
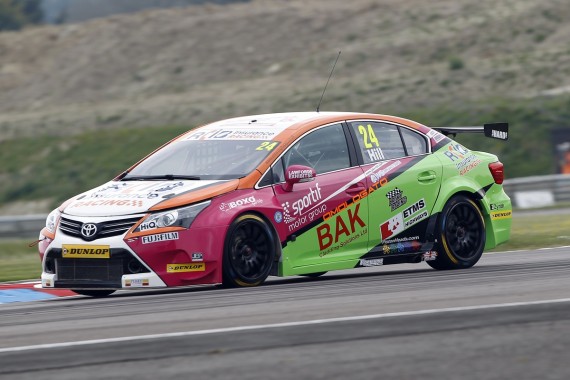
432 122 508 141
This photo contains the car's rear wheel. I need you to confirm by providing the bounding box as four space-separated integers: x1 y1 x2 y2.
428 195 486 270
72 289 116 297
222 214 276 287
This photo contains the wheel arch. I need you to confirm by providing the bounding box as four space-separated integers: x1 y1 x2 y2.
230 209 283 262
427 186 485 240
432 175 485 214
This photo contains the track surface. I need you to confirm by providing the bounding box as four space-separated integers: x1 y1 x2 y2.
1 248 569 379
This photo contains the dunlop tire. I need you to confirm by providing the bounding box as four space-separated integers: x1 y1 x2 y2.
428 194 486 270
222 214 276 287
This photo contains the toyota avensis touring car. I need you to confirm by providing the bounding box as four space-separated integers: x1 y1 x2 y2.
37 112 512 297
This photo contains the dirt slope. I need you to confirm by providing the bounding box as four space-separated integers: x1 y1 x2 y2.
0 0 569 140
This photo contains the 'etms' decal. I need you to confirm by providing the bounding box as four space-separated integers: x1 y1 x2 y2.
380 199 428 241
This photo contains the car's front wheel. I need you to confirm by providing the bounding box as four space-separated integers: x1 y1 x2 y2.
428 195 486 270
222 214 276 287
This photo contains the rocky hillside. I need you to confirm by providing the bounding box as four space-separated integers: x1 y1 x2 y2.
0 0 569 141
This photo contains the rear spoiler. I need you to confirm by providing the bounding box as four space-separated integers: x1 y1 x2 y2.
432 122 508 141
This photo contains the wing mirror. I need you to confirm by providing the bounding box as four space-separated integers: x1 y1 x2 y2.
282 165 316 192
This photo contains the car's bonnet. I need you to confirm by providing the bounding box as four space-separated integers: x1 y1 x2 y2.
62 179 235 217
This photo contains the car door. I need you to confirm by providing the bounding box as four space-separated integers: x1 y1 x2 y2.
347 120 442 256
271 123 368 270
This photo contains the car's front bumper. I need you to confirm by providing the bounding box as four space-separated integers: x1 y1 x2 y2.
39 216 225 290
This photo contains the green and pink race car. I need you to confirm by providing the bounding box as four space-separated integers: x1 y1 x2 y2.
38 112 512 297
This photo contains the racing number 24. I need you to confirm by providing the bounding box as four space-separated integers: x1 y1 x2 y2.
358 124 380 149
256 141 279 151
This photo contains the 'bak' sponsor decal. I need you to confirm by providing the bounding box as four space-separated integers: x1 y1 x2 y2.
62 245 110 258
167 263 206 273
317 203 367 256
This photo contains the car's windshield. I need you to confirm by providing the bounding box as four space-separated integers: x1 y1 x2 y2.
123 139 277 180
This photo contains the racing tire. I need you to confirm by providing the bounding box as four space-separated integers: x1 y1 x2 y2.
72 289 116 297
428 195 486 270
222 214 276 287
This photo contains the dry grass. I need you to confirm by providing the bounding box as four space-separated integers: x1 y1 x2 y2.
0 0 569 140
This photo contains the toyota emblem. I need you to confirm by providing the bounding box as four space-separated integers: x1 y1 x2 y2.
81 223 98 239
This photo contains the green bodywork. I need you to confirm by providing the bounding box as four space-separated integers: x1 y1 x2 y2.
278 141 512 277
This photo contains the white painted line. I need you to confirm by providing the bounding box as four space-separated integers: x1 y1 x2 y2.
484 245 570 255
1 297 570 354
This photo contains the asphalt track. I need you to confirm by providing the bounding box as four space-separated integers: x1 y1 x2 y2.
0 247 569 379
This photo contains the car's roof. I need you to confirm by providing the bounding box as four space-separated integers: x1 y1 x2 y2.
180 112 430 144
137 112 439 210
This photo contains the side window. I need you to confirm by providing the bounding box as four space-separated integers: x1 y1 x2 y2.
273 123 350 182
350 122 406 164
400 127 428 156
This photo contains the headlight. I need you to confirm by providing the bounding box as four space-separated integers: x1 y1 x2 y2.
134 201 211 232
45 209 61 234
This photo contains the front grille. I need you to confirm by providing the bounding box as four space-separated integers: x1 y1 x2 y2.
60 216 141 241
45 248 150 288
57 258 124 287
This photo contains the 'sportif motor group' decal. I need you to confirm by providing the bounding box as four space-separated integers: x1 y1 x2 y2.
282 183 325 230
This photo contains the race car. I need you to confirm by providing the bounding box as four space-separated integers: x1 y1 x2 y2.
37 112 512 297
